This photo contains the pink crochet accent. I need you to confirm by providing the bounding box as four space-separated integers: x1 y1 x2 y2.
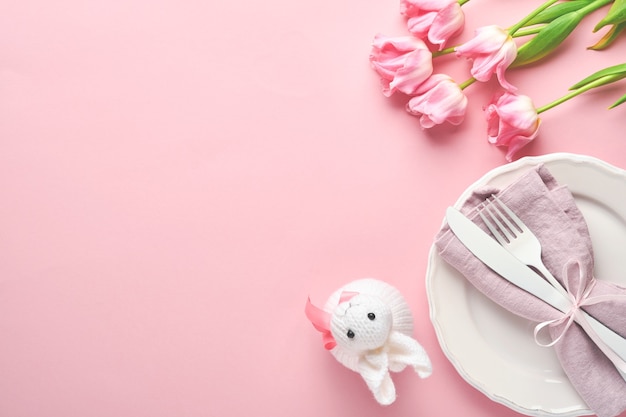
305 292 359 350
305 297 336 350
339 291 359 304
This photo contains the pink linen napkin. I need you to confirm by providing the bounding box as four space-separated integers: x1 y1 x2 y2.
435 164 626 417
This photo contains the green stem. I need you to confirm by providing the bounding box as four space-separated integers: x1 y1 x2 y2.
511 26 545 38
536 76 613 113
458 0 471 5
576 0 613 17
459 77 477 90
432 46 456 58
507 0 561 35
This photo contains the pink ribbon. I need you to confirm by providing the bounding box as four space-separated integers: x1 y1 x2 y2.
534 260 626 373
305 291 359 350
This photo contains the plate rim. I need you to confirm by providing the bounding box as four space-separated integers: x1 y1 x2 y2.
425 152 626 417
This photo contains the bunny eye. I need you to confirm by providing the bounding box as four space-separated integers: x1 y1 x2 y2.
347 330 355 339
367 313 376 321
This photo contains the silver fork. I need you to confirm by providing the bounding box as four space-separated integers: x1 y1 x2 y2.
479 195 626 380
478 196 567 299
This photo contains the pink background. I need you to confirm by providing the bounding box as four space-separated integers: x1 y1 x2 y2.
1 0 626 416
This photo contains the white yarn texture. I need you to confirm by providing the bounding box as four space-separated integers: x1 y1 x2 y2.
322 278 432 405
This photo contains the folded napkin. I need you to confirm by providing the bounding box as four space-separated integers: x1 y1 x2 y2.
435 164 626 417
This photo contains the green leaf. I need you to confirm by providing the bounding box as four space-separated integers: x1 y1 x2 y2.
570 63 626 90
513 11 585 67
609 93 626 108
525 0 595 25
589 21 626 50
595 0 626 31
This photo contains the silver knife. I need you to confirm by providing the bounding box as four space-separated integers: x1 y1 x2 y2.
445 206 626 378
446 206 570 313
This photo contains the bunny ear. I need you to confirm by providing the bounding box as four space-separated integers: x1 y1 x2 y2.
386 331 432 378
358 351 396 405
305 297 336 350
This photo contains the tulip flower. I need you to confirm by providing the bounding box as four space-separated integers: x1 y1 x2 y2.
400 0 465 50
370 0 626 162
406 74 468 128
455 25 517 91
484 91 540 161
369 34 433 97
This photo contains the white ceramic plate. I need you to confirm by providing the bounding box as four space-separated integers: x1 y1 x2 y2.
426 153 626 417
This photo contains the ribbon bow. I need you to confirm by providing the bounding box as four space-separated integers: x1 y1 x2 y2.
305 291 359 350
534 260 626 373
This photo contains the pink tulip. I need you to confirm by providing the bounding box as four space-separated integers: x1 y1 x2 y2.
484 91 540 161
455 25 517 91
369 34 433 97
400 0 465 50
406 74 468 128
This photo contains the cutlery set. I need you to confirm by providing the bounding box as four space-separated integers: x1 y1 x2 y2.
445 197 626 380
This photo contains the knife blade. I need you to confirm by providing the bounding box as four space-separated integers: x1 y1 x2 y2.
445 206 626 377
445 206 571 313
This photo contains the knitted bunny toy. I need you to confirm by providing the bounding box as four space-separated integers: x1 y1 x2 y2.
305 278 432 405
